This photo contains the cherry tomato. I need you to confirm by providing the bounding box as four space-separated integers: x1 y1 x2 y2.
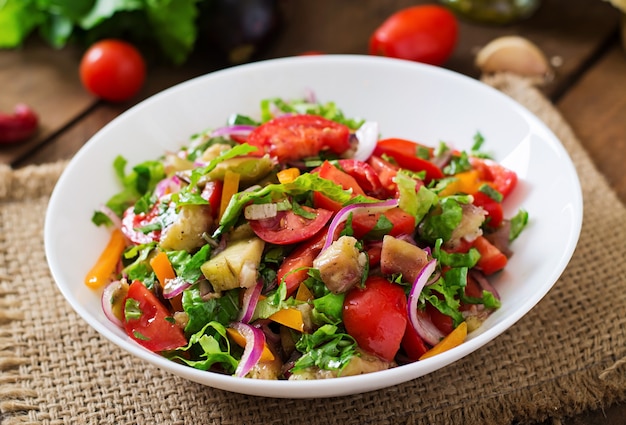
121 203 162 245
369 5 458 66
247 115 351 162
79 39 146 102
373 138 444 183
343 276 408 361
470 157 518 199
249 206 333 245
123 280 187 352
276 231 327 296
312 160 366 212
351 207 416 239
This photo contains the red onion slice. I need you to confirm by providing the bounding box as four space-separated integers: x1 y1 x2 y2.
98 204 123 229
211 125 256 138
154 175 182 198
162 277 191 299
407 259 445 346
101 280 125 328
238 280 263 323
353 121 379 162
231 322 265 377
322 199 399 252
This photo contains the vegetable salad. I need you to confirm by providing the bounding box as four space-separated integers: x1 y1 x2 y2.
88 95 528 380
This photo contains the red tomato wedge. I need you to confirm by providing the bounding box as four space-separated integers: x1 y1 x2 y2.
373 138 443 183
276 231 327 296
351 207 416 239
470 157 518 199
123 280 187 352
247 115 351 162
401 317 430 361
343 276 407 361
334 159 386 198
367 155 401 198
472 191 504 228
312 160 366 212
249 206 333 245
473 236 508 275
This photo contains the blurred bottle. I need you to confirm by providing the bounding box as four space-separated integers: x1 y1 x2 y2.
438 0 541 24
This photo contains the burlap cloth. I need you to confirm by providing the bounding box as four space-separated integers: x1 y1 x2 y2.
1 74 624 425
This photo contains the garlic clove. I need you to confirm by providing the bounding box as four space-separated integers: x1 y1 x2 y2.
475 36 551 77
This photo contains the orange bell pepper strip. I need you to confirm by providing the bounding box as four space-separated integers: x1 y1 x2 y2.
269 307 305 332
419 321 468 360
149 251 183 311
219 170 240 220
295 282 314 302
150 251 176 284
85 228 126 289
226 327 275 362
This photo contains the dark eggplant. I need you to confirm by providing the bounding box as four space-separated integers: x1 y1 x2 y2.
200 0 281 63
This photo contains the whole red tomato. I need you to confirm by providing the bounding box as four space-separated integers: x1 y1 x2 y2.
369 5 458 66
79 39 146 102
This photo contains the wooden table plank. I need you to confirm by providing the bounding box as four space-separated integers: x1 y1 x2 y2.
558 40 626 204
0 39 96 164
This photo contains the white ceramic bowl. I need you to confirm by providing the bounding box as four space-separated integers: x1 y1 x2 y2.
45 55 582 398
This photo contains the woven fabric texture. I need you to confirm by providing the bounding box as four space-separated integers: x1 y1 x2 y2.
1 75 625 425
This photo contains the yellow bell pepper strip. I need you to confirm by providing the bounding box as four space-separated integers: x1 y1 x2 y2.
438 169 482 198
277 167 300 184
419 321 468 360
226 327 275 362
219 169 241 221
295 282 314 302
85 228 126 289
149 251 183 311
269 307 305 332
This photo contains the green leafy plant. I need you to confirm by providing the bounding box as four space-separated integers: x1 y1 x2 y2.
0 0 200 64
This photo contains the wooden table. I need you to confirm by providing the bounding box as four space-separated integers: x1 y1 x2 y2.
2 0 625 423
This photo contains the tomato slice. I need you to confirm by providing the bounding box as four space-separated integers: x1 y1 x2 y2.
373 138 444 182
351 207 416 239
470 157 518 199
247 114 351 162
343 276 408 361
123 280 187 352
121 203 162 245
312 160 366 212
249 206 333 245
276 231 327 296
